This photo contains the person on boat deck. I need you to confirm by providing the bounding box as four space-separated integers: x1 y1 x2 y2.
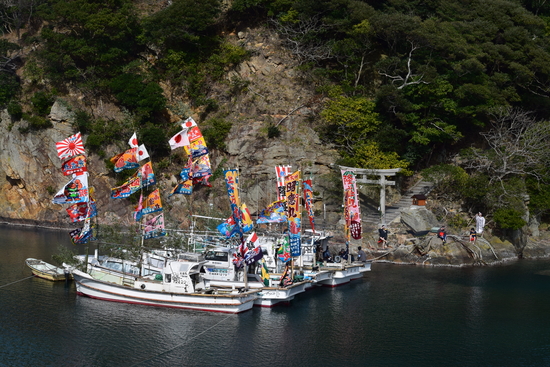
378 225 389 248
323 246 333 262
438 226 447 244
469 228 477 243
357 246 367 262
338 248 349 261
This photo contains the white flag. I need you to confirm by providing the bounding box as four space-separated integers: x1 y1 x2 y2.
137 144 149 162
169 130 189 150
181 117 197 130
128 132 138 148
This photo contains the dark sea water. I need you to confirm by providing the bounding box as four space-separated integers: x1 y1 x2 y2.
2 224 550 367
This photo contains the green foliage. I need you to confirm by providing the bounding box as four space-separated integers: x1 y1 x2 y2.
51 245 79 267
344 141 411 174
493 208 527 230
526 179 550 216
202 118 232 150
0 72 20 107
37 0 142 88
141 0 221 52
19 114 53 133
7 101 23 120
320 86 382 151
448 213 468 230
31 91 55 116
267 124 281 139
140 125 169 157
73 110 93 134
109 73 166 118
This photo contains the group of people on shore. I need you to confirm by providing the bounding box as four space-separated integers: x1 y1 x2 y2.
319 212 487 262
438 212 486 245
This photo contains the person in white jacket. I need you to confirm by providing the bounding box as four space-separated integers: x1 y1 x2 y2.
475 212 486 237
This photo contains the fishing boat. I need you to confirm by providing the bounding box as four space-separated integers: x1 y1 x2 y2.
25 258 72 281
201 247 310 307
72 258 258 314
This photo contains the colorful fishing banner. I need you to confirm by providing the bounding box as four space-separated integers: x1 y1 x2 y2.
133 193 143 221
111 148 139 173
260 258 270 286
217 216 238 238
185 126 203 143
143 212 166 239
240 203 254 233
341 169 362 240
184 137 209 159
66 198 97 223
139 161 156 188
275 165 291 201
241 232 263 265
285 171 301 256
303 179 316 233
61 154 87 176
277 235 291 263
135 189 163 221
69 217 93 244
257 200 286 223
110 172 141 199
52 173 89 204
223 169 243 238
56 132 85 160
192 155 212 179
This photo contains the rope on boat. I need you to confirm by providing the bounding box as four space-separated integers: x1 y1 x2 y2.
0 276 34 289
129 314 233 367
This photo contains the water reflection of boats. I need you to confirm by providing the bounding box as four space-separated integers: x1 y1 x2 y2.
25 258 72 281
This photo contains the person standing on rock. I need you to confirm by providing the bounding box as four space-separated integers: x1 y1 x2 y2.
475 212 486 237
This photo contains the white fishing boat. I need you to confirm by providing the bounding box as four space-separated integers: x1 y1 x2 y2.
72 258 258 314
201 247 310 307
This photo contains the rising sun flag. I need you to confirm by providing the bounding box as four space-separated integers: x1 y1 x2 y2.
56 132 85 160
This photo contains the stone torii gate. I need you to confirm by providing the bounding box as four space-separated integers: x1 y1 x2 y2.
339 166 402 225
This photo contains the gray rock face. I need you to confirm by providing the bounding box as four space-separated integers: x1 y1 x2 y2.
400 207 440 234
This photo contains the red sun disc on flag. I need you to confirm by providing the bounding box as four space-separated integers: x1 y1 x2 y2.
56 132 85 160
184 121 194 127
131 138 138 146
174 134 182 143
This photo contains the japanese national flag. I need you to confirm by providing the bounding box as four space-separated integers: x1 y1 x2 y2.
56 132 85 160
169 130 189 150
128 132 139 148
181 117 197 130
137 144 149 162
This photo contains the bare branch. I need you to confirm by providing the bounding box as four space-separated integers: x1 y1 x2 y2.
270 16 334 64
378 41 428 89
464 107 550 184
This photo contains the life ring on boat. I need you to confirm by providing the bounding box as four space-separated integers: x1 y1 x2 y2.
334 255 341 263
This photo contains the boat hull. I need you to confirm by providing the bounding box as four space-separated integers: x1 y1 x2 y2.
254 281 309 307
73 271 257 314
317 263 369 287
